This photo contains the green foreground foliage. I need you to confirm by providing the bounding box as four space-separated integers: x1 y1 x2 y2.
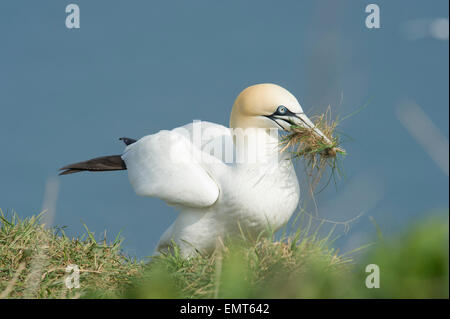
0 211 142 298
0 210 448 298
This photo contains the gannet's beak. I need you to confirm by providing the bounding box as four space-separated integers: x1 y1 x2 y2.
290 112 331 144
265 111 331 144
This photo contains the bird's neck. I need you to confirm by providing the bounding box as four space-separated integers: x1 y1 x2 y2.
232 128 287 166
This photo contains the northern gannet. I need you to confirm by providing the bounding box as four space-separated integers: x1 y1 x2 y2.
60 83 329 257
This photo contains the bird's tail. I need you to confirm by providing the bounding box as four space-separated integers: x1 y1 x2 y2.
59 155 126 175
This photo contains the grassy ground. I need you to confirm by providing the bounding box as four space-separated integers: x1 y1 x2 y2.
0 211 142 298
0 210 448 299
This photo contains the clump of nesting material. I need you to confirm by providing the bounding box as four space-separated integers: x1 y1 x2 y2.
280 107 346 189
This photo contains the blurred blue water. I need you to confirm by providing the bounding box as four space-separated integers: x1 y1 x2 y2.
0 1 448 258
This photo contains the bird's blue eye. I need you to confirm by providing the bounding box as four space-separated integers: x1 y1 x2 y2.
277 106 287 114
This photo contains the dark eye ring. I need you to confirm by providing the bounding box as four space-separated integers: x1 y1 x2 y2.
277 105 287 114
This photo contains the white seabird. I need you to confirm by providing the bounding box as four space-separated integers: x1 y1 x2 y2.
60 83 329 257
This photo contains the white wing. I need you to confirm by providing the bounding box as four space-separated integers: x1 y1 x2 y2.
122 121 231 208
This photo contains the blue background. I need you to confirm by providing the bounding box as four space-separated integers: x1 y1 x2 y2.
0 1 448 258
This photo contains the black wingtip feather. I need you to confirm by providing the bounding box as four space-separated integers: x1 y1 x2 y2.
59 155 126 176
119 137 137 146
59 169 84 175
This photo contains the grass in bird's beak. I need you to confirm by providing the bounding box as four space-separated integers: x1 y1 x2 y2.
280 106 346 191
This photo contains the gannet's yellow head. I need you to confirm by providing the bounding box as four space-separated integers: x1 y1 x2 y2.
230 83 329 141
